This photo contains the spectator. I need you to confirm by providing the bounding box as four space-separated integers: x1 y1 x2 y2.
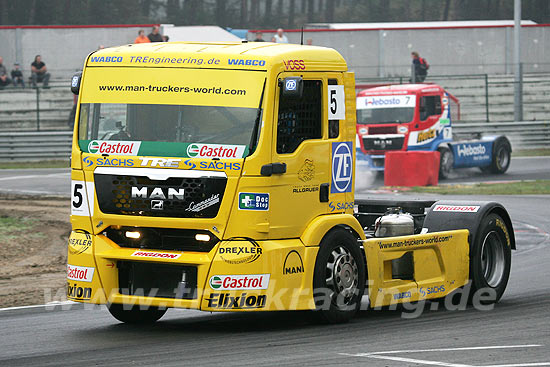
0 57 12 89
272 28 289 43
97 45 105 50
148 26 163 43
163 35 169 42
306 38 313 45
411 51 429 83
11 63 24 88
134 30 150 44
253 32 265 42
31 55 50 89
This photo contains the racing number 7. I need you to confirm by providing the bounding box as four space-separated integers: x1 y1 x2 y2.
330 89 337 115
73 183 83 208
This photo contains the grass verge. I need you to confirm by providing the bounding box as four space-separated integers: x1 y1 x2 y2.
0 160 69 169
513 148 550 157
405 180 550 195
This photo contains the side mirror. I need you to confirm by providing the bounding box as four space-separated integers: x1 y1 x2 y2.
280 77 303 99
71 71 82 95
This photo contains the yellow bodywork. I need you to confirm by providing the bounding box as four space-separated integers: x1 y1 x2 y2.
67 42 470 312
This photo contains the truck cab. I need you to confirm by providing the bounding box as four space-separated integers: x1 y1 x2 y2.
356 84 458 172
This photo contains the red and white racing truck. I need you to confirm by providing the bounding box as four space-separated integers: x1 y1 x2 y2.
356 84 512 178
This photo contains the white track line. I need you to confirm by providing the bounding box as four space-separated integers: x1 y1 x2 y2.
340 345 546 367
0 301 76 312
0 173 70 181
363 345 543 355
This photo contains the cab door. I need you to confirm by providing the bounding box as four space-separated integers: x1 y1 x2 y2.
267 72 344 239
409 93 443 149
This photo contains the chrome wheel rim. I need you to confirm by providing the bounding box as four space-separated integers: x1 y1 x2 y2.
326 246 359 305
480 230 506 288
496 148 509 170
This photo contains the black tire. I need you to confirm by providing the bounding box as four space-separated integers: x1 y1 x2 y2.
489 140 511 174
437 146 453 180
469 213 512 304
107 303 167 324
313 229 365 323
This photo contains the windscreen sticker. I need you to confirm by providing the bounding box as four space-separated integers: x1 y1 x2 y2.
80 68 264 109
79 140 248 159
357 95 416 109
331 142 353 193
88 140 141 156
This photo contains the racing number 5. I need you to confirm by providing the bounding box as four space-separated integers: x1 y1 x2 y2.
327 85 345 120
330 89 337 115
73 184 83 208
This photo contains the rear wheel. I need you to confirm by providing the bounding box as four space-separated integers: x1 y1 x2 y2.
437 146 454 179
489 140 511 174
313 229 365 323
469 213 512 304
107 303 167 324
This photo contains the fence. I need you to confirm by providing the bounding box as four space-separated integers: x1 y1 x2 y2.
0 122 548 161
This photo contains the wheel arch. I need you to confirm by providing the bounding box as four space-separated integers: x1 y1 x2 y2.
300 214 366 247
423 201 515 251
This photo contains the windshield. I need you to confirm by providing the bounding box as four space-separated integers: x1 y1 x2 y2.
356 94 416 125
78 103 259 157
357 107 415 125
77 67 265 158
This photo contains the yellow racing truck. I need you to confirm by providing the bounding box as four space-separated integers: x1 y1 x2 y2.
68 42 514 323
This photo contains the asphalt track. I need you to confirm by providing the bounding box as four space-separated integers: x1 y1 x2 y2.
0 189 549 366
0 159 549 366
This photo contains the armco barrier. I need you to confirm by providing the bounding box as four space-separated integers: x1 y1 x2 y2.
452 121 550 150
0 121 548 161
0 131 72 161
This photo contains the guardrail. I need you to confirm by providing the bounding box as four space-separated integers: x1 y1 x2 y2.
0 121 548 161
452 121 550 150
0 131 72 161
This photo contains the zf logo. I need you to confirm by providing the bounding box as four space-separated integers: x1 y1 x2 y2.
331 142 353 193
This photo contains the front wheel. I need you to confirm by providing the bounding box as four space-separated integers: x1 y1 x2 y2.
438 146 454 180
469 213 512 304
107 303 167 324
313 229 365 323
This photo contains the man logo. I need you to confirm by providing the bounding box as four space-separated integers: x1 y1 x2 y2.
331 142 353 193
283 250 304 275
151 200 164 210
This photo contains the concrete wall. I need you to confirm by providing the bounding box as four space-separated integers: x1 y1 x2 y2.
251 25 550 79
0 25 158 80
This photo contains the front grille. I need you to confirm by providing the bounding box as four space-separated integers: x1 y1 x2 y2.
363 136 404 151
368 125 397 135
95 173 226 218
104 226 218 252
118 261 197 299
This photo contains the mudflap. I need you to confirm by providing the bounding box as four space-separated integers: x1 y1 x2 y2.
363 230 470 307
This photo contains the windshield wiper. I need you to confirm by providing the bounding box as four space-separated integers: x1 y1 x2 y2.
248 79 266 156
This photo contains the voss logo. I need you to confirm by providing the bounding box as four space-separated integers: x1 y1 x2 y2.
209 274 270 290
67 264 94 282
87 140 141 156
186 143 245 159
331 142 353 193
283 59 305 70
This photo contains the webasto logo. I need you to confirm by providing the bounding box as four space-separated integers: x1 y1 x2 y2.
368 97 401 106
457 144 486 157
